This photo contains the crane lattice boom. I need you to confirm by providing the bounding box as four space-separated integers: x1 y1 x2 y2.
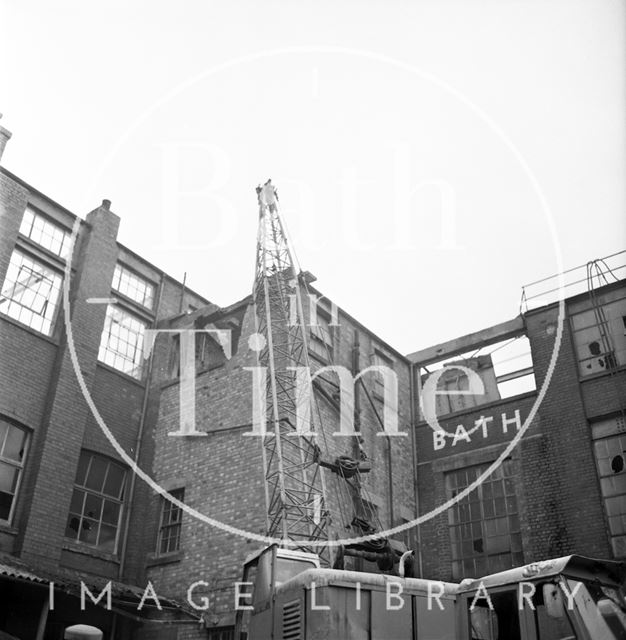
252 180 329 560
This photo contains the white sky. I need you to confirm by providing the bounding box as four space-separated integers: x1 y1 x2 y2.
1 0 624 354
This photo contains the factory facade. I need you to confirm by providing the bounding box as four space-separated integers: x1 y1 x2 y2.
0 123 625 639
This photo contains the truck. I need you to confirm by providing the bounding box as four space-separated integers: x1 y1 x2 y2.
234 544 626 640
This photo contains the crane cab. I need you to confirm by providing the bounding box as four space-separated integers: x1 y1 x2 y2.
234 545 321 640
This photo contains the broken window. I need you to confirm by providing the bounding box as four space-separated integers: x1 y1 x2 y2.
97 305 147 379
592 417 626 558
446 460 522 580
65 451 127 553
168 330 229 378
0 421 29 523
0 249 63 335
420 335 536 418
19 206 71 259
111 263 156 310
570 297 626 377
157 488 184 555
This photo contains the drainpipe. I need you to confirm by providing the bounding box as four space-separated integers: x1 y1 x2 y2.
409 362 424 577
118 272 166 580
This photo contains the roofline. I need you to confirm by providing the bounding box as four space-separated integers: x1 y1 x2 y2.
407 316 525 366
523 277 626 317
306 281 411 364
1 166 78 219
407 269 625 365
115 240 210 305
188 278 412 364
1 167 211 306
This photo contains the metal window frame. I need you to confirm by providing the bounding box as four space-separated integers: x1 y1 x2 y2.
97 304 148 379
0 248 64 336
65 451 127 553
0 421 29 525
112 263 156 310
446 461 522 578
156 488 184 555
19 205 71 260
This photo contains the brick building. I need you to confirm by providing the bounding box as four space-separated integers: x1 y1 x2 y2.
0 120 625 639
410 254 626 584
0 127 416 639
0 125 211 637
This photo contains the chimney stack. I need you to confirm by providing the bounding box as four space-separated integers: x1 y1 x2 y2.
0 114 12 164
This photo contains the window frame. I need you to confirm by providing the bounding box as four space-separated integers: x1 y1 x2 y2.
65 451 127 554
97 304 148 380
591 417 626 558
570 296 626 378
157 488 184 556
18 205 72 260
0 420 30 525
0 247 64 336
111 263 156 311
446 460 523 580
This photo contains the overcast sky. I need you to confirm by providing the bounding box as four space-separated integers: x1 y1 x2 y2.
1 0 624 354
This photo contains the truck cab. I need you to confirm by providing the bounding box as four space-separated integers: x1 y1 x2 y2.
457 555 626 640
235 545 321 640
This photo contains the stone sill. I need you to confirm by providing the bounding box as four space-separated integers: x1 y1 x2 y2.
0 522 19 536
146 550 184 567
62 541 120 564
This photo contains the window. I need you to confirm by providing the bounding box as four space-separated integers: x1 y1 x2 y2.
592 417 626 557
0 249 63 335
446 460 522 579
157 488 184 555
112 264 155 310
309 310 333 362
571 297 626 377
19 206 71 259
531 583 577 640
469 589 521 640
168 331 228 378
0 421 28 522
98 305 147 378
65 451 127 553
420 336 536 418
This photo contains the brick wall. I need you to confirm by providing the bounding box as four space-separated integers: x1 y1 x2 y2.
139 290 416 625
414 287 626 582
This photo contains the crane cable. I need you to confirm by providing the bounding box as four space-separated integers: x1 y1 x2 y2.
280 212 359 535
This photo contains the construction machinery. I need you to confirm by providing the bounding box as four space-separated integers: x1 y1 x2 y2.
235 545 626 639
237 182 626 639
251 179 402 572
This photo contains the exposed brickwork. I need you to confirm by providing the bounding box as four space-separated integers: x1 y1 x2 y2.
138 293 416 625
0 164 624 639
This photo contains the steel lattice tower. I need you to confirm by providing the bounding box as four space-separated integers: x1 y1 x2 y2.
252 180 330 561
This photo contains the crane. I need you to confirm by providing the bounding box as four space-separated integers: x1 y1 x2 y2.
251 179 402 572
252 179 330 562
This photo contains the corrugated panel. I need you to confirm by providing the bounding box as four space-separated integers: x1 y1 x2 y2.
0 561 49 584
